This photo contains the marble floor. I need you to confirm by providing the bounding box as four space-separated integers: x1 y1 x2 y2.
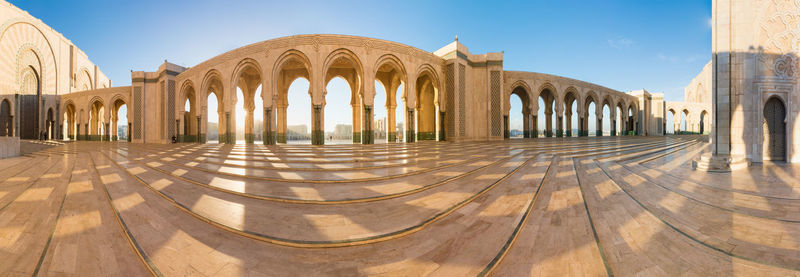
1 135 799 276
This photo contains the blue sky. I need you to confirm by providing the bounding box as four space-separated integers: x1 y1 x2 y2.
11 0 711 133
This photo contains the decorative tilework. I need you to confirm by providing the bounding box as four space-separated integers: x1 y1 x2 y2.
490 71 501 136
446 64 455 138
133 87 142 139
459 64 465 136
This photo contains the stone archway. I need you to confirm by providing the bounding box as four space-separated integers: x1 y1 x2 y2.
323 49 363 144
89 99 106 141
274 50 313 144
231 59 263 144
62 102 76 140
537 85 557 137
19 66 40 139
508 86 531 139
563 89 579 137
415 67 439 141
763 97 786 161
374 54 407 143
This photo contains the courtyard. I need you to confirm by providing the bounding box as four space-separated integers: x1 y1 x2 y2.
2 136 799 275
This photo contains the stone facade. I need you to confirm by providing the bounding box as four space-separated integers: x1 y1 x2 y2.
0 0 111 145
711 0 800 163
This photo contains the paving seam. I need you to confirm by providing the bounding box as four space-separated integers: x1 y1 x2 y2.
32 154 79 276
591 157 800 272
87 151 163 277
616 162 800 223
479 154 556 277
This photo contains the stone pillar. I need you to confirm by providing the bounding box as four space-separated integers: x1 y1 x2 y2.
362 105 373 144
611 119 617 136
277 106 286 143
532 115 538 138
244 108 254 144
565 112 573 137
556 115 564 137
522 112 530 138
352 101 362 143
224 112 232 144
264 108 275 145
387 105 396 142
545 111 553 137
312 105 323 145
196 116 201 142
112 117 118 141
406 108 415 142
104 123 110 141
596 115 602 137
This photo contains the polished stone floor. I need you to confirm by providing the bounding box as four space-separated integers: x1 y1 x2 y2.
1 136 799 276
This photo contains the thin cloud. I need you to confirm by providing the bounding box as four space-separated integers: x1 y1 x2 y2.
608 37 635 49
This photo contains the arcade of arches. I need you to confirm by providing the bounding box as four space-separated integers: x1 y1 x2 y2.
4 1 800 276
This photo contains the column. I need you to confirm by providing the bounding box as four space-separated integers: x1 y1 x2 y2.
264 108 274 145
545 111 553 137
312 105 323 145
522 112 531 138
277 106 287 143
352 100 362 143
387 105 396 142
532 115 538 138
245 107 254 144
196 116 202 143
556 115 564 137
362 105 373 144
596 115 602 137
406 108 415 142
565 112 572 137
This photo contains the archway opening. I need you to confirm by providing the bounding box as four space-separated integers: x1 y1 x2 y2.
700 110 708 134
628 106 635 135
509 93 524 138
181 87 197 142
374 60 406 143
537 88 556 137
564 91 578 137
235 88 246 143
680 110 689 133
89 100 106 141
763 97 786 161
233 63 264 144
666 109 676 134
586 99 597 137
616 104 624 136
415 72 438 141
115 101 128 141
601 101 611 136
207 92 220 143
62 103 75 140
324 77 354 144
285 78 311 144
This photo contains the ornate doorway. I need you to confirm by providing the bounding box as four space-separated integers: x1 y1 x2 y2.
0 100 10 136
19 67 40 139
763 97 786 161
